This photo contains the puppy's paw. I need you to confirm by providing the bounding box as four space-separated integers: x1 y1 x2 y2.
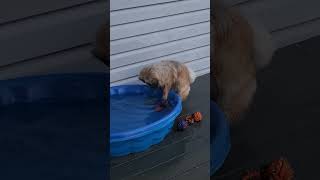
154 99 169 112
160 99 169 106
155 105 165 112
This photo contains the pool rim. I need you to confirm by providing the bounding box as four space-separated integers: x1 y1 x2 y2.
110 84 182 143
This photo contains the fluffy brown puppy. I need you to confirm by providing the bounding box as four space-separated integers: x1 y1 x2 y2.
139 61 196 101
211 0 275 121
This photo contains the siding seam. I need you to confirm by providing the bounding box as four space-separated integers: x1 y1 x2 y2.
0 0 102 27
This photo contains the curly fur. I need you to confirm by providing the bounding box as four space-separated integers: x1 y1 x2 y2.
212 0 274 121
139 61 196 101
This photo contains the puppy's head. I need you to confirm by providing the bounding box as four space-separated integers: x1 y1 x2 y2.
139 66 160 88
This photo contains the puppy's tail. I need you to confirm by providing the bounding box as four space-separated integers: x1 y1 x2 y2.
187 66 197 84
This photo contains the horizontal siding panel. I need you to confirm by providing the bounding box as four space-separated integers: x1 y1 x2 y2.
110 0 210 84
111 22 209 55
236 0 320 32
111 0 184 11
0 45 107 80
111 9 209 40
0 0 95 25
220 0 320 37
229 0 320 47
110 0 209 26
196 68 210 77
110 46 209 82
185 57 210 72
110 34 210 68
111 77 144 86
216 1 320 59
272 18 320 49
0 1 106 67
226 0 250 6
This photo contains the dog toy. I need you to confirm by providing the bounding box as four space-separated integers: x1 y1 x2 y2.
177 119 188 131
241 157 294 180
186 111 203 123
260 157 294 180
177 112 203 131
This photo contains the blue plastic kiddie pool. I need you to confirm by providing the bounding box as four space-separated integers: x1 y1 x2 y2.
110 85 182 157
0 73 108 179
0 73 107 105
211 101 231 175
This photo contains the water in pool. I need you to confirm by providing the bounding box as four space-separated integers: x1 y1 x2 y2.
110 93 173 133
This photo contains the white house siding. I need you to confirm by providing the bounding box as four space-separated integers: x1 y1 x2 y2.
0 0 108 80
110 0 210 86
227 0 320 49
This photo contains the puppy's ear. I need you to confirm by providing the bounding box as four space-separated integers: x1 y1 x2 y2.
151 71 164 88
138 76 145 83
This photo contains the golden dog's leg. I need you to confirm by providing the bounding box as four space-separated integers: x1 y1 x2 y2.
162 85 170 101
222 78 257 121
179 85 190 101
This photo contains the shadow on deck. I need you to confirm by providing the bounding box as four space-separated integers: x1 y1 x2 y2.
212 36 320 179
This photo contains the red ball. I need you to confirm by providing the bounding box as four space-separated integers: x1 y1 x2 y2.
193 112 202 122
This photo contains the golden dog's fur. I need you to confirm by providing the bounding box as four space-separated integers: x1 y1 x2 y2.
139 61 196 101
92 24 108 66
212 0 275 121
